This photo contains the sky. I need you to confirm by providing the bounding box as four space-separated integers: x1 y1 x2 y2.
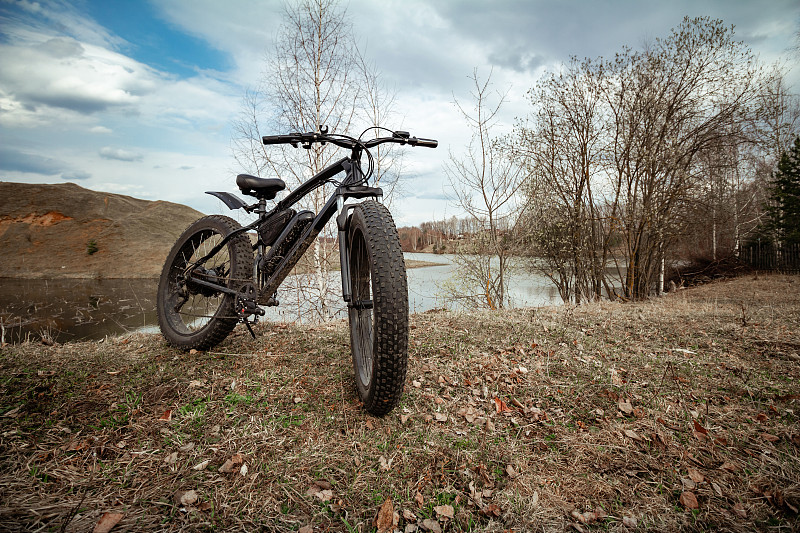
1 0 799 227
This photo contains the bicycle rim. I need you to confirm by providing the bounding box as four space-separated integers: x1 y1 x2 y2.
164 228 235 334
349 227 374 389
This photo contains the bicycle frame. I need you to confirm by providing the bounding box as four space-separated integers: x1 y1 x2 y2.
188 149 381 312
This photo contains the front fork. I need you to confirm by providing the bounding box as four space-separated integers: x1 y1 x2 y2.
337 192 382 305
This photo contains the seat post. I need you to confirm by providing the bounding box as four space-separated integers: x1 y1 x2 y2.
255 198 267 216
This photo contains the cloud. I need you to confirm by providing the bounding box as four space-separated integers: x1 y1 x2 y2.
0 146 65 175
61 170 91 180
99 147 143 162
90 125 112 134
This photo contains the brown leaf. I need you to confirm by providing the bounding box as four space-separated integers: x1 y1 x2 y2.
434 504 454 520
218 453 243 473
687 468 704 484
761 432 780 443
624 429 642 442
198 501 212 512
494 397 512 413
481 503 502 517
434 412 448 422
618 398 633 415
733 503 747 518
299 527 313 533
375 497 394 533
158 409 172 422
421 518 442 533
720 461 739 473
93 512 123 533
692 419 709 441
679 491 699 510
506 464 518 478
403 508 417 522
414 492 424 507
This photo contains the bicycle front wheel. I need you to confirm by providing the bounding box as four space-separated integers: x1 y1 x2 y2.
157 215 253 351
347 200 409 416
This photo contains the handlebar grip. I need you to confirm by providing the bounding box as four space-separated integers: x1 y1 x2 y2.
262 134 301 145
412 137 438 148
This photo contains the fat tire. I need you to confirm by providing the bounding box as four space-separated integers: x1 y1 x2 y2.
157 215 253 351
347 200 409 416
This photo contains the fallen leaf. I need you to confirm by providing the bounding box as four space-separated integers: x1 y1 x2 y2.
624 429 642 442
93 512 123 533
434 412 448 422
174 490 199 507
618 398 633 415
179 442 195 452
481 503 502 517
761 433 780 443
494 397 512 413
218 454 243 473
434 504 454 520
403 508 417 522
164 452 178 465
299 526 313 533
315 489 333 502
375 497 394 533
485 419 495 432
414 492 424 507
622 516 637 527
692 419 709 441
198 501 212 512
400 414 411 424
687 468 704 484
720 462 739 473
506 464 518 478
240 464 248 476
158 410 172 422
421 518 442 533
733 502 747 518
379 455 392 471
679 491 699 510
192 460 210 471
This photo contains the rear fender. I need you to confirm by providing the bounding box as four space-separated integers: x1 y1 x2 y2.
205 191 248 210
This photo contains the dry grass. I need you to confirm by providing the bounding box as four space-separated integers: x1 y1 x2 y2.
0 275 798 532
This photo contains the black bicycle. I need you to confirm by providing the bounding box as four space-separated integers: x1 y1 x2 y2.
157 127 437 415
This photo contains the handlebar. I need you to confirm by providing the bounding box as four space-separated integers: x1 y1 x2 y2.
261 131 437 150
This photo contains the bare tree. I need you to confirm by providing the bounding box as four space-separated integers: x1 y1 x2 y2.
444 70 526 309
231 0 398 321
515 57 607 304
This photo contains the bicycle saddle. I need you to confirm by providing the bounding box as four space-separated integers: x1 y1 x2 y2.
236 174 286 200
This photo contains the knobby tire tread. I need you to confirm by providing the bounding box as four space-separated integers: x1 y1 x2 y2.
350 201 409 416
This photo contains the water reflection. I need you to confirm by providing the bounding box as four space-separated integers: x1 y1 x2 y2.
0 253 561 344
0 278 158 344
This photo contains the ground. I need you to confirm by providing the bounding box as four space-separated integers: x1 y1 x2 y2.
0 275 798 532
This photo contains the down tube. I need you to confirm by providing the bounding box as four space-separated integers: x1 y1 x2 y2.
260 194 339 297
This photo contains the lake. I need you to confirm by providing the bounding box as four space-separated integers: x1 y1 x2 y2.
0 253 560 344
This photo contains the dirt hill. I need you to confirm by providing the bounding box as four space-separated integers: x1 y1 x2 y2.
0 182 204 278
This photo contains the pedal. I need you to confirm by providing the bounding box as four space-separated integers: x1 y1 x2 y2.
236 283 264 317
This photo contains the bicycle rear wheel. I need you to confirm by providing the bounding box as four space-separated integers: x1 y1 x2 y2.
347 200 409 416
157 215 253 351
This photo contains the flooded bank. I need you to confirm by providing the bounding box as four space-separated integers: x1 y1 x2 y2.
0 253 562 343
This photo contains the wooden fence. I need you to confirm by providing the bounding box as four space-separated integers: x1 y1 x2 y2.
741 242 800 274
